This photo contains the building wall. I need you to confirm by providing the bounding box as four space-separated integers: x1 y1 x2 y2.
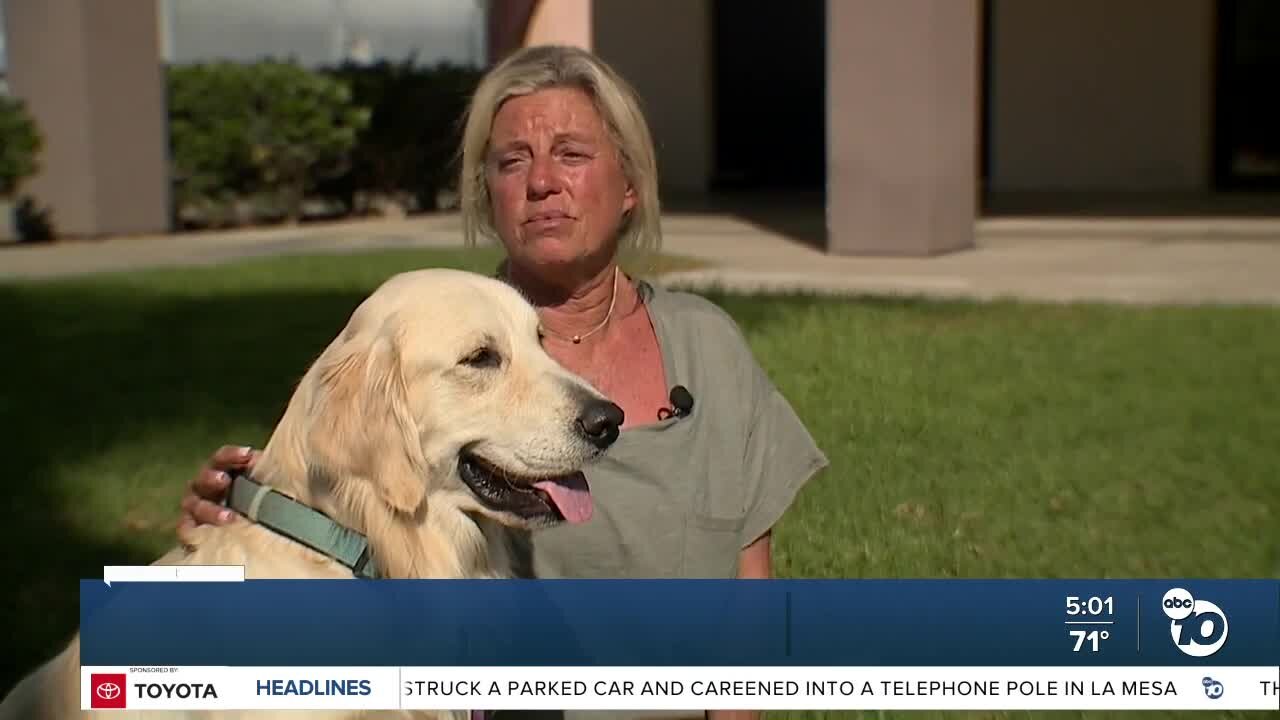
987 0 1215 192
592 0 713 195
4 0 96 233
5 0 170 237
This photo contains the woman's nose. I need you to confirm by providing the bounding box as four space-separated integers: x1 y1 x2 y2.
527 156 561 197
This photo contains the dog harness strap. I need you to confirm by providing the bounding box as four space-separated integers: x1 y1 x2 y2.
226 473 379 579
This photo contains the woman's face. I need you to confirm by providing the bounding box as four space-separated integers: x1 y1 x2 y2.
485 86 637 284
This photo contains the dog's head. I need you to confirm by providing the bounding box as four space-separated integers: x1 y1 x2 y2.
298 268 622 531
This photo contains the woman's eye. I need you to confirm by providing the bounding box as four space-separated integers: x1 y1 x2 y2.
496 156 525 172
461 347 501 369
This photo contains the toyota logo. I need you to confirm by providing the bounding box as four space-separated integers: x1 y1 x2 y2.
95 682 121 700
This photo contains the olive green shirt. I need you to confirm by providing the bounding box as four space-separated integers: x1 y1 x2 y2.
498 281 828 720
512 280 829 580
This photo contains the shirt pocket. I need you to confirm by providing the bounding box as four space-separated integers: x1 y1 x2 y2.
682 511 745 578
683 462 747 578
689 460 748 533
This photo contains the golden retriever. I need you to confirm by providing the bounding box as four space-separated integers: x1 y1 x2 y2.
0 268 623 719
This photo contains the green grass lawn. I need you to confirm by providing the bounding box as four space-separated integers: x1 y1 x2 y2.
2 246 1277 719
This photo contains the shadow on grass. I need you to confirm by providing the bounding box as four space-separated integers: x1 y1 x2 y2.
0 279 386 696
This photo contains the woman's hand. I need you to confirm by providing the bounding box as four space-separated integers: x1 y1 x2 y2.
176 445 258 540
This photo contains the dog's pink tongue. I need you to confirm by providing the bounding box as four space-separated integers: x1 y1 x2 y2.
533 473 593 523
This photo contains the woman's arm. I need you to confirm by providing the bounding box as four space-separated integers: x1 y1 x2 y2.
737 530 772 579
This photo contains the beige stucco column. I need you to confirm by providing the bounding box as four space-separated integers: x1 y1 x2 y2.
826 0 979 256
526 0 592 49
3 0 170 238
488 0 592 63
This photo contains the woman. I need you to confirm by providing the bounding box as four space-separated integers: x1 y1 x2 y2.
181 40 825 670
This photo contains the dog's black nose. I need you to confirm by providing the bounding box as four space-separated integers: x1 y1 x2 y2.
576 399 624 449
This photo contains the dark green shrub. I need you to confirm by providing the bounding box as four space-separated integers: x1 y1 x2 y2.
14 196 54 242
321 59 483 213
241 60 371 221
166 57 485 226
0 95 42 198
167 63 257 222
167 60 371 225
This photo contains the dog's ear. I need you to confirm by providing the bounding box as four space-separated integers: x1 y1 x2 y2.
306 330 426 515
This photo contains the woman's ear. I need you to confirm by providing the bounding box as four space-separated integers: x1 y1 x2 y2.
622 184 637 215
305 332 426 515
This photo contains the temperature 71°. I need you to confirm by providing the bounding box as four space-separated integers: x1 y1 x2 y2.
1070 628 1109 652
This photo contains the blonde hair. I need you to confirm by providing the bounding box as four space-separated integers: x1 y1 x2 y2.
458 45 662 257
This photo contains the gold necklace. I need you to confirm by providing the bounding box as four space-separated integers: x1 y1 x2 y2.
538 266 620 344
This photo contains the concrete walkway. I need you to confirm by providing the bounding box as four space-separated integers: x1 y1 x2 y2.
659 214 1280 305
2 212 1279 305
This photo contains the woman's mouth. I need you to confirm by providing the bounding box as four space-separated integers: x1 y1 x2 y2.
524 211 573 230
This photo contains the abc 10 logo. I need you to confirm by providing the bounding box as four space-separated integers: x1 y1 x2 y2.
1161 588 1228 658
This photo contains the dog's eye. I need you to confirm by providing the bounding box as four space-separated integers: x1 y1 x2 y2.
460 346 501 369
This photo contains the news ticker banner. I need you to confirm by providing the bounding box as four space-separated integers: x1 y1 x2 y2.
80 666 1278 712
78 578 1279 711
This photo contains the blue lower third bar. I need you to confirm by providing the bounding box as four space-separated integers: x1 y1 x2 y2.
79 579 1278 667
